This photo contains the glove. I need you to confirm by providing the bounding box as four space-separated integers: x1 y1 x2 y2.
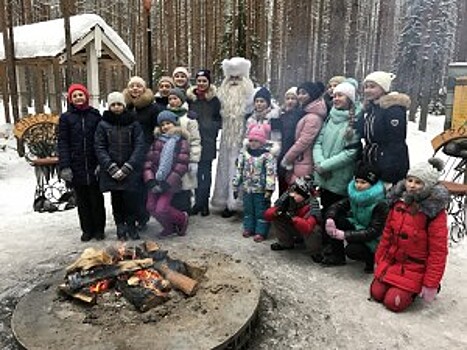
280 157 293 171
325 218 337 236
108 163 119 177
115 163 133 181
419 286 437 302
189 163 198 175
60 168 73 182
112 169 124 181
264 191 273 200
331 228 345 240
233 191 238 200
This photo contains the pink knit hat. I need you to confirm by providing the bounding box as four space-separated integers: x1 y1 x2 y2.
247 124 271 145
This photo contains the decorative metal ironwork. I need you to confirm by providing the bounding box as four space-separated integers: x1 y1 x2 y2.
447 193 467 244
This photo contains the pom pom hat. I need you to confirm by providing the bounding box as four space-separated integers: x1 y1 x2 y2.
333 80 357 104
363 71 396 93
354 162 380 185
172 66 190 78
107 91 126 107
285 87 298 97
407 157 444 189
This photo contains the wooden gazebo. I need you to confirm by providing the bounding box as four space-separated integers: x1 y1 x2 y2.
0 13 135 118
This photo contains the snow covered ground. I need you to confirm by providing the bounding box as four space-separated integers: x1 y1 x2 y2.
0 108 466 349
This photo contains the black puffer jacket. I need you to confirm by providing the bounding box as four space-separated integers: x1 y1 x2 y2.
186 85 222 161
124 88 161 147
57 104 101 186
94 110 146 192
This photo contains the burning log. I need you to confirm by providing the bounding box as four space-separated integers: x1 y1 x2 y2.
57 284 97 304
66 258 153 291
116 280 169 312
153 262 198 297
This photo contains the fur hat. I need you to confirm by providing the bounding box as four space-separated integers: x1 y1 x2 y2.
298 81 325 102
196 69 211 84
285 86 298 97
354 162 379 185
247 124 270 145
292 175 314 199
172 66 190 78
407 157 444 189
158 76 175 87
254 87 272 106
128 76 146 88
157 110 179 125
222 57 251 78
168 88 186 103
107 91 126 107
67 83 89 103
364 71 396 93
334 78 358 104
328 76 346 85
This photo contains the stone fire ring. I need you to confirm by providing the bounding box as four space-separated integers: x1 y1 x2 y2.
12 249 260 350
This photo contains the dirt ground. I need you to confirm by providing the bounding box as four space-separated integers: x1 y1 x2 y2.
1 150 467 350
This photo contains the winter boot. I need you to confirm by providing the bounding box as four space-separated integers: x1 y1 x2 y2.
116 223 128 241
176 212 189 236
127 222 140 240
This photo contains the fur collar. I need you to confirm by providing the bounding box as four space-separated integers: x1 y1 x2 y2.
387 181 450 218
376 92 411 110
153 126 190 139
123 88 155 109
186 85 217 102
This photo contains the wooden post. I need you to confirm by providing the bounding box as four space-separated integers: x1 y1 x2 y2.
61 0 74 88
52 59 62 114
87 40 100 108
33 65 45 113
15 65 29 116
0 63 11 123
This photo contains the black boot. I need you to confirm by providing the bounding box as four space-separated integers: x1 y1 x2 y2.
116 224 128 241
221 208 235 218
127 222 140 240
189 205 200 216
200 205 210 217
80 232 93 242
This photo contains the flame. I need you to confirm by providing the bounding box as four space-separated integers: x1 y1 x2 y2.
89 279 110 294
131 269 168 296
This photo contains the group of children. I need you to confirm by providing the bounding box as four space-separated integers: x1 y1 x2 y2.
57 67 450 313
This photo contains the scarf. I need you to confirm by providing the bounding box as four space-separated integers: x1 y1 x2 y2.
155 134 181 182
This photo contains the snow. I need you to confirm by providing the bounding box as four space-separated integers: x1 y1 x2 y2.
0 13 134 63
0 110 466 348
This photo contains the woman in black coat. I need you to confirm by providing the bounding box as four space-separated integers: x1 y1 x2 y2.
95 92 146 241
57 83 106 242
186 69 222 216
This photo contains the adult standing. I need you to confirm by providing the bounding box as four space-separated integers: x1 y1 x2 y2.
280 82 327 185
358 71 411 185
123 76 162 231
186 69 222 216
211 57 255 218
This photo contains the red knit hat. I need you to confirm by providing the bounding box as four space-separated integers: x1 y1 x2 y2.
67 83 90 104
247 124 270 145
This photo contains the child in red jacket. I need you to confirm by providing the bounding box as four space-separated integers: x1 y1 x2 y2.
370 157 449 312
265 175 321 253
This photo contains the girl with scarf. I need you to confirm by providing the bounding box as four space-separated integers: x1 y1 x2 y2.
324 163 389 272
370 158 449 312
143 111 190 237
58 83 106 242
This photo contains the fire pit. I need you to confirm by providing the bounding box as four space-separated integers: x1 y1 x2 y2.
11 244 260 349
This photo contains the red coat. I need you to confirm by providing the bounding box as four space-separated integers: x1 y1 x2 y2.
264 203 318 236
374 183 449 294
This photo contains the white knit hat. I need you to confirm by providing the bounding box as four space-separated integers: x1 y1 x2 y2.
172 66 190 78
128 76 146 88
107 91 126 107
407 157 444 189
363 71 396 92
285 86 298 97
333 81 356 103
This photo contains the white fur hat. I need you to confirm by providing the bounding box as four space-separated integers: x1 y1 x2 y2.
334 81 356 103
407 157 444 189
107 91 126 107
222 57 251 78
363 71 396 92
172 66 190 78
128 76 146 88
285 86 298 97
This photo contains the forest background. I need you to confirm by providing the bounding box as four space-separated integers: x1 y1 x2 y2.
1 0 466 129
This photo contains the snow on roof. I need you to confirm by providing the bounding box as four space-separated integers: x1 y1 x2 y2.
0 13 134 64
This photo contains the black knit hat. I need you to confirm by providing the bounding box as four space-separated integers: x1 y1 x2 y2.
298 81 325 102
291 175 314 199
196 69 211 84
354 162 380 185
254 87 272 106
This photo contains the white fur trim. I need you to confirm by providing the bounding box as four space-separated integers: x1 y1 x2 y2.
222 57 251 78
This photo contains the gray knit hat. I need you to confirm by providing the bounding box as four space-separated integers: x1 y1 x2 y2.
107 91 126 107
157 110 179 125
168 88 186 103
407 157 444 189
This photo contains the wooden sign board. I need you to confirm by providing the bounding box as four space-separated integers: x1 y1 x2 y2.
451 77 467 130
431 123 467 153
